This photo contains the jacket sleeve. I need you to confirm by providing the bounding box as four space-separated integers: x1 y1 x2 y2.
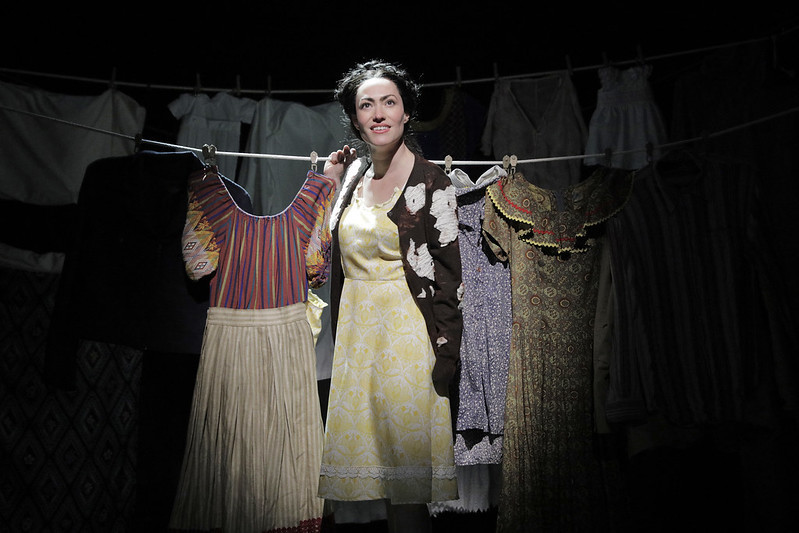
424 166 464 397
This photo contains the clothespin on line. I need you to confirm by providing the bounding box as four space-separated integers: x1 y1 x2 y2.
202 144 217 166
444 155 453 174
501 155 518 174
310 151 318 172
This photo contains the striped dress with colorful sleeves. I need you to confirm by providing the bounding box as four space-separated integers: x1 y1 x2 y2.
170 166 336 533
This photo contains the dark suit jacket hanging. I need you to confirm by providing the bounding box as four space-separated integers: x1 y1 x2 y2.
44 150 253 390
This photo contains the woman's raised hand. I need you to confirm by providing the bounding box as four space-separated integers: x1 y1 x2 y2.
323 145 357 188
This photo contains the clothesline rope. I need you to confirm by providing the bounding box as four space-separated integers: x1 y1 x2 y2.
204 98 799 165
3 102 798 168
1 28 794 95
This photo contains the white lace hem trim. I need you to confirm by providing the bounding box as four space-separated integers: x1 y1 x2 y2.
319 464 456 480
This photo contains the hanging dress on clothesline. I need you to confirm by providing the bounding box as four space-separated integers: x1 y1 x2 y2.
169 166 336 533
480 72 586 190
583 64 668 170
429 164 511 516
483 167 633 532
168 91 257 179
604 152 799 428
450 165 511 466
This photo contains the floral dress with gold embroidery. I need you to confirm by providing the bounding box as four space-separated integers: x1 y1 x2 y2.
482 167 633 532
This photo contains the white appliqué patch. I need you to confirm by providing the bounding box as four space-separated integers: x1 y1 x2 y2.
404 183 426 214
430 185 458 245
407 238 434 280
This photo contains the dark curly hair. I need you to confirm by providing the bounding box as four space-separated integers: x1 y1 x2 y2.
333 59 422 154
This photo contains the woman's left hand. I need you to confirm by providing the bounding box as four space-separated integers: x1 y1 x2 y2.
323 145 357 188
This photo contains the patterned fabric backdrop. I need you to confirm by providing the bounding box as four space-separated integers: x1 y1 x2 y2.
0 266 141 532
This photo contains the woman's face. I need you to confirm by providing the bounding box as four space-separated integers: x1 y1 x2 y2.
352 77 409 150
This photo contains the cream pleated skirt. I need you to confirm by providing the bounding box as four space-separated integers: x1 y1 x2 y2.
169 303 324 533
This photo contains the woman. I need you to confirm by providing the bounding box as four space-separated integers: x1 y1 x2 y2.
318 60 463 533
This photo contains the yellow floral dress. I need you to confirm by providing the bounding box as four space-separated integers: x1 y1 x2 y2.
318 182 457 504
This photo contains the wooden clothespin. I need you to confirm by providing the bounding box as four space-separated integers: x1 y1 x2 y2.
235 75 242 97
194 73 202 96
310 151 318 172
509 155 518 175
444 155 453 174
502 155 510 172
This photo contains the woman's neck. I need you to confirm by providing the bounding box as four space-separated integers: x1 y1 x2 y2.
369 141 413 180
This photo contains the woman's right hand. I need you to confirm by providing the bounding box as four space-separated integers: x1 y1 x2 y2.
323 145 357 188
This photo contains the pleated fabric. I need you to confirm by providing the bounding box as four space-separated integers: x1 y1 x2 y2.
169 303 324 533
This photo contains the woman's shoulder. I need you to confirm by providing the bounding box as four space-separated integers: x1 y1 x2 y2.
341 156 369 190
411 152 448 185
